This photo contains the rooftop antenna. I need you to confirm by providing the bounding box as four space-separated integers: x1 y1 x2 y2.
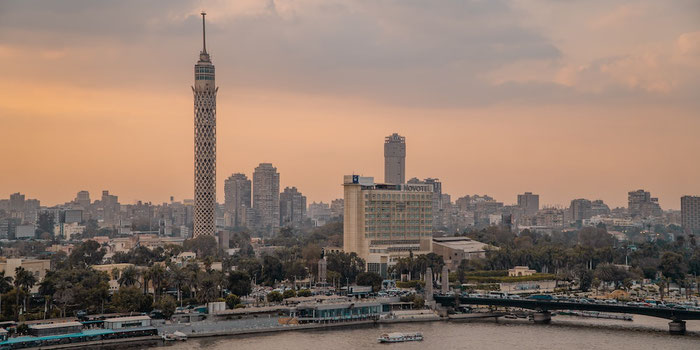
201 11 207 53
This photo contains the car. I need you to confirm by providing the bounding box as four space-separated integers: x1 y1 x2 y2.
527 294 554 300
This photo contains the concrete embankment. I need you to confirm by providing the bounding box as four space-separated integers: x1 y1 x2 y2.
186 319 377 338
24 336 161 350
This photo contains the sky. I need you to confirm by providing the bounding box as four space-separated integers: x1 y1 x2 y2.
0 0 699 209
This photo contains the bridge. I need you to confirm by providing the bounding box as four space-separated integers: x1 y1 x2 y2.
434 295 700 335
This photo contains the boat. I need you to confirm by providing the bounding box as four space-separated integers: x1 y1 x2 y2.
378 332 423 343
162 331 188 341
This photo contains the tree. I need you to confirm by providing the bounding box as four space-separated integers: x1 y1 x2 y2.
594 264 632 289
0 271 13 294
36 212 55 237
117 266 140 287
13 267 36 318
69 240 106 268
356 272 383 292
168 265 188 305
578 268 594 292
183 235 219 257
326 251 365 285
112 286 152 313
153 295 177 318
297 289 311 297
659 252 686 283
267 291 283 303
282 289 296 299
225 294 241 309
227 270 252 297
261 255 284 285
147 264 167 299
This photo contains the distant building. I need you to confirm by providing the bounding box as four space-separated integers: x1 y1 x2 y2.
590 200 611 217
343 175 433 276
384 133 406 184
508 266 536 277
75 190 91 208
279 187 306 228
15 224 35 239
224 173 251 228
681 196 700 233
517 192 539 217
253 163 280 236
308 202 331 226
628 189 662 218
64 209 83 224
330 199 344 220
432 237 491 270
570 199 592 223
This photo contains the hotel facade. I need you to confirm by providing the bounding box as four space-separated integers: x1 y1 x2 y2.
343 175 433 277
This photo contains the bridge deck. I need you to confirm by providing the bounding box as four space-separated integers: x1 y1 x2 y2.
434 296 700 321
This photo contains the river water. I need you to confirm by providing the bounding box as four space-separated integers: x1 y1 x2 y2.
164 315 700 350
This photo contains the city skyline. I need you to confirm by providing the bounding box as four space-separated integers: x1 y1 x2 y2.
1 1 700 209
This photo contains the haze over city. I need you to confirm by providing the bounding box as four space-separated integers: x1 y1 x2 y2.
3 1 700 348
2 0 699 209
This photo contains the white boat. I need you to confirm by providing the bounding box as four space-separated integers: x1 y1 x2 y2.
378 332 423 343
162 331 188 341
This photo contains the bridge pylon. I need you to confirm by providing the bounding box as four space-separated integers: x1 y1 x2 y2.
668 320 686 335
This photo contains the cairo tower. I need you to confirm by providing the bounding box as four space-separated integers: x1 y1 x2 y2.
192 12 217 237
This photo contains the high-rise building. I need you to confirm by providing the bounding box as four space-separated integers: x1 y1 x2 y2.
75 191 91 208
279 187 306 228
99 190 120 226
343 175 433 277
681 196 700 233
384 133 406 184
193 12 217 237
224 173 251 228
517 192 539 217
569 198 592 222
628 189 662 218
590 200 611 217
408 177 442 231
253 163 280 236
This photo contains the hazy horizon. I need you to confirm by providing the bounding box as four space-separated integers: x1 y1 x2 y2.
1 0 699 210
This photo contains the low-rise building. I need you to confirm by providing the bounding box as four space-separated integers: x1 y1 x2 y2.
0 258 51 292
432 237 490 270
508 266 536 277
103 315 151 329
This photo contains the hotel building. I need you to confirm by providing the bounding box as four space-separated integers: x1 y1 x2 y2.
343 175 433 277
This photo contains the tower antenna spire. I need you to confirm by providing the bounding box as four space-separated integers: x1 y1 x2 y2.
201 11 207 53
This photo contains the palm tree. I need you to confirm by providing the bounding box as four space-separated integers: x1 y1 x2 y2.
0 271 13 315
185 263 201 300
147 265 167 300
169 265 188 306
141 267 152 294
13 267 36 319
118 266 140 287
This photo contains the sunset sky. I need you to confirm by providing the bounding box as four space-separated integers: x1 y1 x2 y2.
1 0 699 209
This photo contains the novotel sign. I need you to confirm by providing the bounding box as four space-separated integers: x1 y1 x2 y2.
402 184 433 192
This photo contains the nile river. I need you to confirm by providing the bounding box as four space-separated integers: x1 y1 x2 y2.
165 315 700 350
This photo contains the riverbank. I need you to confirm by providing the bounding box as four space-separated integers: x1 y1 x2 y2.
160 317 700 350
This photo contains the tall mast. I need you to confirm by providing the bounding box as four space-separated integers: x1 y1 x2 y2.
201 11 207 53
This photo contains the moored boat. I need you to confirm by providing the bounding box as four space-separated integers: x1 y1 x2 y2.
162 331 188 341
378 332 423 343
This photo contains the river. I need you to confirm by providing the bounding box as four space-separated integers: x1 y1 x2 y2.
164 315 700 349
